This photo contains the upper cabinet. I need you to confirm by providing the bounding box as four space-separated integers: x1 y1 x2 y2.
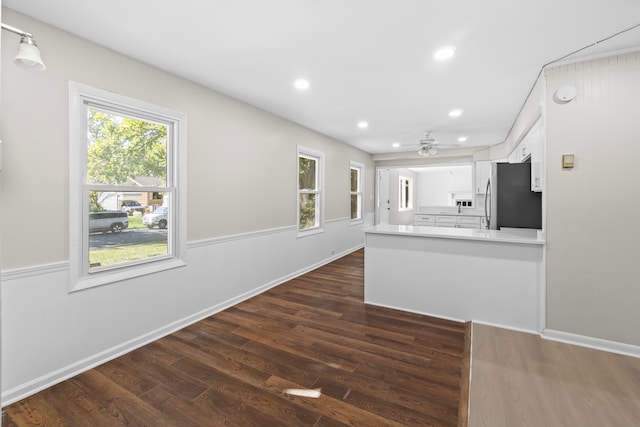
529 122 543 192
509 118 543 192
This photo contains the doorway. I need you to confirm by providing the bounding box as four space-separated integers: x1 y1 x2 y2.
376 168 390 224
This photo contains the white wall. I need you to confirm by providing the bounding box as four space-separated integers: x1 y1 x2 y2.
544 53 640 347
0 8 374 404
494 51 640 353
415 165 472 207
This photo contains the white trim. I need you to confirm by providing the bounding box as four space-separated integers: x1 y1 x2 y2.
542 329 640 359
543 46 640 69
1 243 363 406
1 261 69 281
471 319 541 336
296 145 325 236
67 81 188 292
72 259 187 292
188 225 297 248
296 227 325 238
364 301 467 324
2 286 261 405
326 216 351 224
1 222 361 281
328 301 640 361
350 160 364 223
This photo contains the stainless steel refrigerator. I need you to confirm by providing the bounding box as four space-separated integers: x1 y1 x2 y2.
485 162 542 230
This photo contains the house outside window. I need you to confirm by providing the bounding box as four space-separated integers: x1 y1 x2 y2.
399 175 414 211
69 82 187 291
297 146 324 236
350 161 364 223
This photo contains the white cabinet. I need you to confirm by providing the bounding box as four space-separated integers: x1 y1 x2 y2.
457 216 482 229
435 215 457 227
416 212 483 229
520 139 531 161
529 121 543 192
414 214 436 226
475 161 491 194
510 134 530 163
435 215 481 229
509 118 544 192
508 145 520 163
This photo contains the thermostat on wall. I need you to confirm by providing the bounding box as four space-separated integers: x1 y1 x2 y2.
562 154 574 169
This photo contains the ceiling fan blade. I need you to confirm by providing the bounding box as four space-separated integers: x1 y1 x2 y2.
432 143 461 148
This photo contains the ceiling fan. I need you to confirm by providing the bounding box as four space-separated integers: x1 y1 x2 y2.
401 131 461 156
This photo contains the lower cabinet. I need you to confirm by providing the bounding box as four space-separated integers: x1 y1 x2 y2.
414 214 436 226
435 215 457 227
457 216 482 229
416 214 482 229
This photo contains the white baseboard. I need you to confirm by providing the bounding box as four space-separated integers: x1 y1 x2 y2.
1 243 363 406
363 300 467 324
471 320 541 336
2 285 266 406
542 329 640 359
471 323 640 359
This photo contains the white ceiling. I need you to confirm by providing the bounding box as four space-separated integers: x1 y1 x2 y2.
5 0 640 156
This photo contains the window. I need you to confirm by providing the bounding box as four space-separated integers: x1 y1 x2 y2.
69 82 187 291
350 161 364 223
297 146 323 235
399 175 414 211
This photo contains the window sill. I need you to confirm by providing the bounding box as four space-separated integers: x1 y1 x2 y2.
70 258 187 293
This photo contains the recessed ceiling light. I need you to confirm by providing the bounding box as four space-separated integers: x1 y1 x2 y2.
457 136 468 142
293 78 310 90
357 121 368 129
449 109 463 118
434 46 456 60
392 142 400 148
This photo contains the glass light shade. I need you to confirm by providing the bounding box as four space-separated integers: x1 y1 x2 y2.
14 38 46 71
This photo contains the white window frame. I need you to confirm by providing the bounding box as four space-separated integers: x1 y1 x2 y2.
68 82 187 292
350 161 364 224
399 175 414 211
297 145 324 237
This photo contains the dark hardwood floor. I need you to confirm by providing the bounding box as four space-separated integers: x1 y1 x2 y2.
3 249 468 426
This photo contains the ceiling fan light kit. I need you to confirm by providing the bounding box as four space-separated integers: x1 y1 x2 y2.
413 131 461 156
418 145 438 156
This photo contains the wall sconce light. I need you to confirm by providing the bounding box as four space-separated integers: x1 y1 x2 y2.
1 22 46 71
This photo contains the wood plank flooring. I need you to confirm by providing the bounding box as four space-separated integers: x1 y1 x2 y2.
469 324 640 426
3 249 468 426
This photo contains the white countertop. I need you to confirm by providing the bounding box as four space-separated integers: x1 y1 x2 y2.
365 224 545 245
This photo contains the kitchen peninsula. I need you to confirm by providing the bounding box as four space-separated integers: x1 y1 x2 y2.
364 224 545 332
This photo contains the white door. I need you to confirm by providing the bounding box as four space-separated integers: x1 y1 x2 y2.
377 169 390 224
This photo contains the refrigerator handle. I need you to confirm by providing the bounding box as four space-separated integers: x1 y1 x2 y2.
484 178 491 229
